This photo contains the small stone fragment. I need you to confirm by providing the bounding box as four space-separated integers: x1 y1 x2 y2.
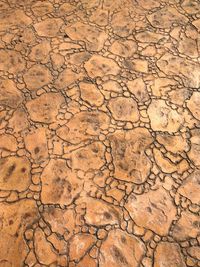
29 41 51 63
109 40 137 58
31 1 54 16
127 78 149 102
0 134 17 152
55 68 84 90
34 18 64 37
79 81 104 106
0 49 25 74
187 92 200 120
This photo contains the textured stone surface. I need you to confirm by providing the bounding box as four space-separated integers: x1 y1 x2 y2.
125 186 177 235
0 1 199 266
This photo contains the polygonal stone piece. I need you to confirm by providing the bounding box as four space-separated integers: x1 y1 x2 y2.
0 49 25 74
34 18 64 37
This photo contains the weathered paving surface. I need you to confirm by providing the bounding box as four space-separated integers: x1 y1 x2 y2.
0 0 200 266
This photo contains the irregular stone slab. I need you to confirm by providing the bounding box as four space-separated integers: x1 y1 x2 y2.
82 197 122 226
157 52 200 88
178 35 199 58
150 77 178 97
0 200 39 267
131 59 149 73
154 242 186 267
135 31 165 43
65 22 108 51
109 40 137 58
153 148 189 174
181 0 200 14
0 9 32 32
111 10 136 37
41 158 83 206
79 81 104 106
90 9 109 26
178 170 200 205
192 19 200 31
108 97 139 122
8 107 29 133
24 128 49 164
0 156 31 191
147 99 184 133
43 206 76 236
77 254 97 267
138 0 160 9
23 64 53 91
31 1 54 16
69 233 96 261
187 92 200 120
0 134 17 153
127 78 149 102
102 80 122 93
34 18 64 37
99 229 146 267
84 55 120 78
125 186 177 235
188 129 200 167
56 111 110 144
0 49 25 74
108 128 153 183
58 3 76 16
70 142 106 172
156 133 189 154
29 41 51 63
147 6 188 28
0 79 23 108
26 93 65 124
34 228 67 266
187 246 200 260
172 210 200 241
55 68 84 90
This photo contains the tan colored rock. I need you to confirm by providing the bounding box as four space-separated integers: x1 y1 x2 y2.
0 200 39 267
0 49 25 74
41 158 83 206
84 55 120 78
0 134 17 153
79 82 104 106
125 186 177 235
55 68 84 90
0 156 31 191
147 6 188 28
51 53 65 70
29 41 51 63
8 107 29 133
127 78 149 102
82 197 122 226
24 128 49 164
58 3 76 15
108 128 153 183
192 19 200 31
70 142 106 172
147 99 183 133
31 1 54 16
59 42 81 51
77 254 97 267
150 77 178 97
23 64 53 91
111 10 136 37
34 18 64 37
108 97 139 122
0 79 23 108
69 233 96 261
34 228 67 266
153 148 189 174
90 9 109 26
132 59 148 73
168 88 190 106
156 133 189 154
109 40 137 58
56 111 110 144
65 22 108 51
172 210 200 241
188 129 200 167
187 246 200 260
0 9 32 32
178 170 200 205
138 0 160 9
178 35 199 58
102 80 122 93
187 92 200 120
135 31 165 43
157 52 200 88
99 229 146 267
26 93 65 124
43 206 76 236
182 0 200 15
154 242 186 267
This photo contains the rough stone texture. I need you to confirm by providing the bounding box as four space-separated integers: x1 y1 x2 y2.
125 186 177 236
0 1 198 266
99 229 146 267
154 242 186 267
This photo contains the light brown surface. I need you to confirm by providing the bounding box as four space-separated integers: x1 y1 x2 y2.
0 0 200 267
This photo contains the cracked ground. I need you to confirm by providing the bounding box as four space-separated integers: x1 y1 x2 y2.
0 0 200 266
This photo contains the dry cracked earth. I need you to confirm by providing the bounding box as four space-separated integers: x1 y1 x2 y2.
0 0 200 266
